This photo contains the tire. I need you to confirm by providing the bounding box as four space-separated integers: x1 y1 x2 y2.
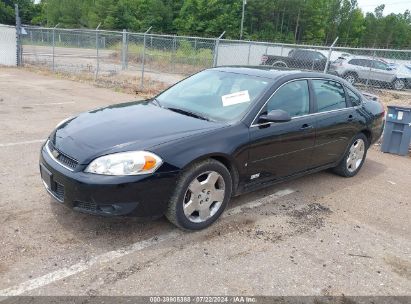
165 159 232 230
392 79 405 91
333 133 369 178
272 61 288 68
343 72 357 85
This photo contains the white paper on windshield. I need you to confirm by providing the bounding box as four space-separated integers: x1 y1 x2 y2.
397 111 403 120
221 90 250 107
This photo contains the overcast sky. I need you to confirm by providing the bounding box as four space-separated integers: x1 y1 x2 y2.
357 0 410 15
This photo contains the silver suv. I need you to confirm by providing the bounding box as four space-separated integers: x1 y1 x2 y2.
329 56 409 90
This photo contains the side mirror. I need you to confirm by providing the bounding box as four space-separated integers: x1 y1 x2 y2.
259 109 291 123
386 67 394 71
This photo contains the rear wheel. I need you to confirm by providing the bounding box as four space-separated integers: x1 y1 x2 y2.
272 61 288 68
343 72 357 85
333 133 368 177
165 159 232 230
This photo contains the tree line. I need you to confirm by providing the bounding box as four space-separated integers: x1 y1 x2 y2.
1 0 411 48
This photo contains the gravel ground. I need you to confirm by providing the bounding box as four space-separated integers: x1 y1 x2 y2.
0 68 410 297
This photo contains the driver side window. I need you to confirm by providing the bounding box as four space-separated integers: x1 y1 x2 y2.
265 80 310 117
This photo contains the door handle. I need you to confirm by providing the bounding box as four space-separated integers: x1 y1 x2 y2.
347 114 354 121
300 123 313 131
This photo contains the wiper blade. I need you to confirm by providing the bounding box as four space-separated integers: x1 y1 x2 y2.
166 107 210 121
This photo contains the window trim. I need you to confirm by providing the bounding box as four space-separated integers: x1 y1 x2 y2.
250 77 355 128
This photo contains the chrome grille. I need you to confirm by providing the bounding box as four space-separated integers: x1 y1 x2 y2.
47 140 78 170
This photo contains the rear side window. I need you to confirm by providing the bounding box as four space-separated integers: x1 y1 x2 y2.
312 80 347 112
346 88 361 106
265 80 310 117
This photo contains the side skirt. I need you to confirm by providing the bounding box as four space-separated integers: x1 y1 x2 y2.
235 162 338 196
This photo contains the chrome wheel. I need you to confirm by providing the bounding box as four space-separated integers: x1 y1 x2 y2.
346 139 365 173
393 79 405 90
183 171 225 223
344 74 356 84
272 61 287 68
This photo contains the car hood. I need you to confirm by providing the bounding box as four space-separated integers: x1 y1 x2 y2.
51 101 226 164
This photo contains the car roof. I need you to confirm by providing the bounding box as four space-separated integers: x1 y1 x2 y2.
212 66 344 82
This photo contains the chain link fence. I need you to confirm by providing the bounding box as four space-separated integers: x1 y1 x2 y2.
18 26 411 93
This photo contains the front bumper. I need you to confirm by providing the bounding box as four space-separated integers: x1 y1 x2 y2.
39 143 179 217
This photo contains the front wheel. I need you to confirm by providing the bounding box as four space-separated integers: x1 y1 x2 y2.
392 79 405 91
343 73 357 85
165 159 232 230
333 133 368 177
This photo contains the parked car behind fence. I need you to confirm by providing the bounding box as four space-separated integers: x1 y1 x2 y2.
329 56 410 90
261 49 327 71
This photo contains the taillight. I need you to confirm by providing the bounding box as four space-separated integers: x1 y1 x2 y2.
261 55 268 64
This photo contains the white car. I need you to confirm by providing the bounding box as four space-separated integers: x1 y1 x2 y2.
329 56 409 90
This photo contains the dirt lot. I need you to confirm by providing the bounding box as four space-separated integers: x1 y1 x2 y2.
0 68 410 297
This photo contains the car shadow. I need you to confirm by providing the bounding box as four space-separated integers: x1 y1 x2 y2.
50 158 386 250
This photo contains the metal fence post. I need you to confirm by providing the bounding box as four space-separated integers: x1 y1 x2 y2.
247 41 252 65
95 23 101 80
365 50 376 89
15 4 22 66
192 38 197 66
52 23 60 72
172 35 177 73
324 37 338 73
213 32 225 67
140 26 152 89
122 29 128 70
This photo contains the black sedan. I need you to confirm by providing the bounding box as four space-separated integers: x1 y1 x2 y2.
40 67 384 230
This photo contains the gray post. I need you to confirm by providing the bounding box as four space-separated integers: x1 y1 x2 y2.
193 38 197 66
247 41 252 65
323 37 338 73
365 50 376 88
172 35 176 73
15 4 22 66
52 23 60 72
122 29 128 70
280 44 284 56
140 26 152 89
95 23 101 80
213 31 225 67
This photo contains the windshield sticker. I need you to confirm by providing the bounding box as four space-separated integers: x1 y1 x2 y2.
221 90 250 106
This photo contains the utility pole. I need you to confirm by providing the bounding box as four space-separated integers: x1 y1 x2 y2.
294 7 300 42
240 0 246 39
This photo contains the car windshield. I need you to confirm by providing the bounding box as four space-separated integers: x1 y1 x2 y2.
156 70 272 122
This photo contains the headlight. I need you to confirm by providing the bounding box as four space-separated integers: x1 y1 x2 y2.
84 151 163 176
